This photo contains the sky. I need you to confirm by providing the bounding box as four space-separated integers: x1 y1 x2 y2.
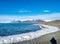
0 0 60 21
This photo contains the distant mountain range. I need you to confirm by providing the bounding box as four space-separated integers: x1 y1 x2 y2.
11 19 45 23
0 19 60 24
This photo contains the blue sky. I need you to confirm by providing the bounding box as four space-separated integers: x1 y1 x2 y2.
0 0 60 21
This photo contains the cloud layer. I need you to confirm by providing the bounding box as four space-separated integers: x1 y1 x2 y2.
0 13 60 21
19 10 32 13
43 10 50 12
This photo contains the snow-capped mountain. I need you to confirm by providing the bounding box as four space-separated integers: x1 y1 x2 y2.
0 19 45 23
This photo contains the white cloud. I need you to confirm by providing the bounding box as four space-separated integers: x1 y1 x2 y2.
43 10 50 12
0 13 60 21
19 10 32 13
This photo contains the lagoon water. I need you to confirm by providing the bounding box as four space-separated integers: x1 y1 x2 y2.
0 23 40 36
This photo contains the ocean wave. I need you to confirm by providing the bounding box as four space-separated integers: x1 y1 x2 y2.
0 25 59 44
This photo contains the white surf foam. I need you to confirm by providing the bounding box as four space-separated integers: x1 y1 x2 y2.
0 25 59 44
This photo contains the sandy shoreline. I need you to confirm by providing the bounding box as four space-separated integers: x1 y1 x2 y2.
13 31 60 44
0 24 59 44
12 25 60 44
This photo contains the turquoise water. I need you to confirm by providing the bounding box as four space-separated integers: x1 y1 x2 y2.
0 23 41 36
